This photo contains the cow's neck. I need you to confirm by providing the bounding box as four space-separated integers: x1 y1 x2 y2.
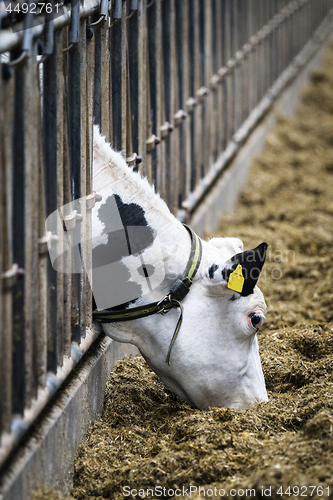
93 128 193 303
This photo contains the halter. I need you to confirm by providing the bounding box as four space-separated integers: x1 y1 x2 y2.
93 224 203 364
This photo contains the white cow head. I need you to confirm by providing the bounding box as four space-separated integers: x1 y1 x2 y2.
92 127 268 410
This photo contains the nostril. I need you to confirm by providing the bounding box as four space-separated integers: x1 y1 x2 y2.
249 312 261 327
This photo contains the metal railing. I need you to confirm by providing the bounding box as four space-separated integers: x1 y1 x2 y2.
1 0 333 470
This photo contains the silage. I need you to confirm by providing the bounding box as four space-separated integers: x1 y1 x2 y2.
33 45 333 500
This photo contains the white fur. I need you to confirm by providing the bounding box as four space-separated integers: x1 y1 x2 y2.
92 127 268 410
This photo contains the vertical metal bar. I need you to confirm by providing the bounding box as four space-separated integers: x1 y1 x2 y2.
0 58 14 435
43 34 59 369
55 29 67 356
161 0 172 205
242 0 249 123
182 0 191 204
79 20 87 341
93 25 102 129
203 0 212 173
128 5 140 162
155 0 167 198
61 27 72 357
234 0 241 132
145 40 153 182
0 75 3 430
0 62 5 437
212 0 220 162
138 0 148 174
24 42 41 407
54 29 65 355
147 0 158 184
193 0 202 187
121 1 128 156
187 0 196 191
221 0 228 150
101 22 111 142
111 15 122 151
169 0 179 214
37 96 48 392
67 32 81 345
86 17 95 331
175 0 188 210
226 0 234 142
12 57 26 415
246 0 253 117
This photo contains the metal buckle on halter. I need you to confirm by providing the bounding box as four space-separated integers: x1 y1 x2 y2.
156 294 173 315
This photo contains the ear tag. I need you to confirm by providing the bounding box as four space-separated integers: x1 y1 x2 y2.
227 264 244 293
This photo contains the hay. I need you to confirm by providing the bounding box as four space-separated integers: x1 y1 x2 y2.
33 44 333 500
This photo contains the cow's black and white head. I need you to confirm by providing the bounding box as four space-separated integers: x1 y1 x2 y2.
90 126 269 410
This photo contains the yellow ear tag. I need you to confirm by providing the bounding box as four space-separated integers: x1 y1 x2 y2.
227 264 244 293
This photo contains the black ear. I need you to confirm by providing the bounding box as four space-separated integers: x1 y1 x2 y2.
222 242 268 297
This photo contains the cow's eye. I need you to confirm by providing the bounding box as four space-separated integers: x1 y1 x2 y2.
248 312 265 330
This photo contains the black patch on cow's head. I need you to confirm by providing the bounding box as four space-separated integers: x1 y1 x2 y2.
208 263 219 279
93 194 155 268
92 194 156 310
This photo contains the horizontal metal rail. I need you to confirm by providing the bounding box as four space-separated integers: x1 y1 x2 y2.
1 0 333 472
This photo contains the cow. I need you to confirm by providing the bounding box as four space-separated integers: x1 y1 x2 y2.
91 126 268 410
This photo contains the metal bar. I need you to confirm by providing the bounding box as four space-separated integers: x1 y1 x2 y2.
67 24 82 345
114 0 122 19
138 0 148 174
43 0 55 55
203 0 212 174
161 0 172 206
11 56 26 416
175 0 187 211
101 22 111 142
0 70 3 434
226 0 234 142
147 0 157 183
93 25 102 129
85 15 95 331
155 0 167 197
182 0 191 206
61 25 72 358
210 0 220 163
69 0 80 44
193 0 201 189
169 0 179 214
111 11 122 151
121 1 128 156
79 20 88 341
220 0 228 151
37 60 48 392
0 56 14 437
127 5 139 163
43 35 59 368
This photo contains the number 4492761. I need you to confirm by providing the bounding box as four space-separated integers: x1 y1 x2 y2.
277 486 329 497
5 3 60 14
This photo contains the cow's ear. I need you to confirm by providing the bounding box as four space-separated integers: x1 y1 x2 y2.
222 242 268 296
209 236 243 253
